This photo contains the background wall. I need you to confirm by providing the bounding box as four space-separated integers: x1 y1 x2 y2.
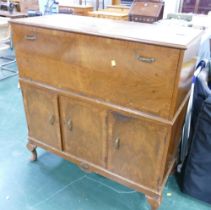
163 0 181 18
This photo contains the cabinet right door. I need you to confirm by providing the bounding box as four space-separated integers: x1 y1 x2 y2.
107 111 168 189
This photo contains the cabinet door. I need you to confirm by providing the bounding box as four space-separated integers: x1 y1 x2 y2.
60 96 106 167
107 112 168 189
22 84 61 150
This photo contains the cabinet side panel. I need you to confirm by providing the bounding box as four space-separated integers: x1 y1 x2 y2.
169 37 201 119
162 99 188 183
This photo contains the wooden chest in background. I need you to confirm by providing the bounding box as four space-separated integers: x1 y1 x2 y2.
129 0 164 23
10 15 202 210
59 4 93 16
89 5 129 20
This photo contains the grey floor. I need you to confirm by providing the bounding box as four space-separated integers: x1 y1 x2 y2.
0 52 211 210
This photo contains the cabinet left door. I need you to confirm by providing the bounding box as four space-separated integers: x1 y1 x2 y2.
21 83 62 150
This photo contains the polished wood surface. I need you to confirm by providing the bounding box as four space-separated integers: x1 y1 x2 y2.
107 111 168 190
170 36 201 119
111 0 121 5
21 83 62 150
11 23 199 119
59 4 93 16
89 10 128 20
10 14 202 49
89 5 129 20
60 96 107 167
11 15 202 210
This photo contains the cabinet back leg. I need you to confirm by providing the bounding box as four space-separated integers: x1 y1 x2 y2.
27 142 37 161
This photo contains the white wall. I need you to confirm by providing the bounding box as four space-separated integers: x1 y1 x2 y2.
163 0 181 18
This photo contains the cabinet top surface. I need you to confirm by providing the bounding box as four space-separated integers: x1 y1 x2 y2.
10 14 202 48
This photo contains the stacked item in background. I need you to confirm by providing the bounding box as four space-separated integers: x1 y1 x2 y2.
89 4 129 20
129 0 164 23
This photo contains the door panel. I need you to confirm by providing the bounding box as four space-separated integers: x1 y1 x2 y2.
60 96 106 167
107 111 168 189
21 84 61 149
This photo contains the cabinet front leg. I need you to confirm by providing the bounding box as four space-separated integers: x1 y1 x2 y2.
146 194 162 210
26 142 37 161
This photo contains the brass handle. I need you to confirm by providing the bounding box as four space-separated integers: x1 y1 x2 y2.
25 34 37 41
114 137 120 150
136 55 156 63
67 118 73 131
49 115 55 125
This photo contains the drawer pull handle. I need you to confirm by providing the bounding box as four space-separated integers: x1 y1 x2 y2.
114 137 120 150
136 55 156 63
25 34 37 41
49 115 55 125
67 118 73 131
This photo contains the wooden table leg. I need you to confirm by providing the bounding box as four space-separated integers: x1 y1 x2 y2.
146 194 162 210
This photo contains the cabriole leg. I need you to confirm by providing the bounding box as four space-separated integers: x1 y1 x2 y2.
146 194 162 210
26 142 37 161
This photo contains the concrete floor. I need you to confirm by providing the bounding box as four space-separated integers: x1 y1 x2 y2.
0 56 211 210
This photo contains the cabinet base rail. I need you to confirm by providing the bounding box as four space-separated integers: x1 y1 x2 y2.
26 138 174 210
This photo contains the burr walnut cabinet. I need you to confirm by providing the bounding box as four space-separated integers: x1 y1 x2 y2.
10 15 202 210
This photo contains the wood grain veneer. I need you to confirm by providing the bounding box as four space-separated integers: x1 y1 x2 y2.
10 15 202 210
